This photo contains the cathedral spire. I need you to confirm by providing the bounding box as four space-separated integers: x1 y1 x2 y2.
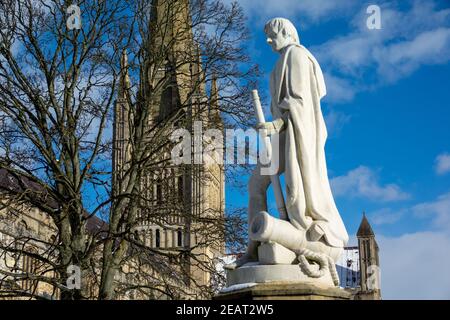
119 49 131 101
142 0 195 120
147 0 192 56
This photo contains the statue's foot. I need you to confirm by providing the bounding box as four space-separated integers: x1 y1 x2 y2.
223 253 258 270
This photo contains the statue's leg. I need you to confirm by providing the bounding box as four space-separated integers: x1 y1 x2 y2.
224 134 286 270
247 165 272 253
234 142 287 267
225 166 272 269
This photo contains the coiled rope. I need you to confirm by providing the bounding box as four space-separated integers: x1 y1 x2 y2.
296 248 340 286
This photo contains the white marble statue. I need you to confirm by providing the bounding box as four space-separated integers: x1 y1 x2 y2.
225 18 348 287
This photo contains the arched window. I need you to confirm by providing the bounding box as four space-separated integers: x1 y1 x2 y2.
177 229 183 247
155 229 160 248
156 182 163 205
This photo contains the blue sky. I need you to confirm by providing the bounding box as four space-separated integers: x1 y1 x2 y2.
225 0 450 299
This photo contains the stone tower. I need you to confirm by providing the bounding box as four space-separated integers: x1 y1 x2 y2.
355 213 381 300
113 0 225 297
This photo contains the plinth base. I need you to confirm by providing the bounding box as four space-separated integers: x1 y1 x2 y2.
215 281 351 300
226 263 334 287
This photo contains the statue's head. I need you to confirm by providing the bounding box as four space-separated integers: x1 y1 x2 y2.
264 18 300 52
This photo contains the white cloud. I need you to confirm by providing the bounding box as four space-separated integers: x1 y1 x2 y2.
236 0 359 24
238 0 450 105
315 34 379 74
368 191 450 298
378 231 450 299
435 152 450 175
369 191 450 230
322 73 356 104
331 166 410 202
412 192 450 231
370 207 406 225
375 27 450 82
313 0 450 103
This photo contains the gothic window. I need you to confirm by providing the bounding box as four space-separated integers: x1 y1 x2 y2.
155 229 161 248
156 182 163 205
177 229 183 247
364 240 371 261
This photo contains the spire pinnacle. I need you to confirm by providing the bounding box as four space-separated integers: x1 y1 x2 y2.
209 73 222 126
210 73 218 103
357 212 375 237
119 49 131 100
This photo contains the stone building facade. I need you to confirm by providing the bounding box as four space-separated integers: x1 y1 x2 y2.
112 0 225 293
0 0 224 300
0 169 107 299
0 193 58 299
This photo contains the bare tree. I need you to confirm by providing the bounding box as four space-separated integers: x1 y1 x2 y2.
0 0 257 300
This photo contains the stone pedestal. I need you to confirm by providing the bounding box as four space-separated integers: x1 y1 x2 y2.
219 241 348 300
215 281 351 300
226 263 334 288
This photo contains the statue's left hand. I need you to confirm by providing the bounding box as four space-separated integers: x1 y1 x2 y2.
256 118 285 135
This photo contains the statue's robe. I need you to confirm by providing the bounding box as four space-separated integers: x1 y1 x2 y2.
269 44 348 248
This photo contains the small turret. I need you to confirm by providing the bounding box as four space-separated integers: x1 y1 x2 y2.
356 212 381 300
